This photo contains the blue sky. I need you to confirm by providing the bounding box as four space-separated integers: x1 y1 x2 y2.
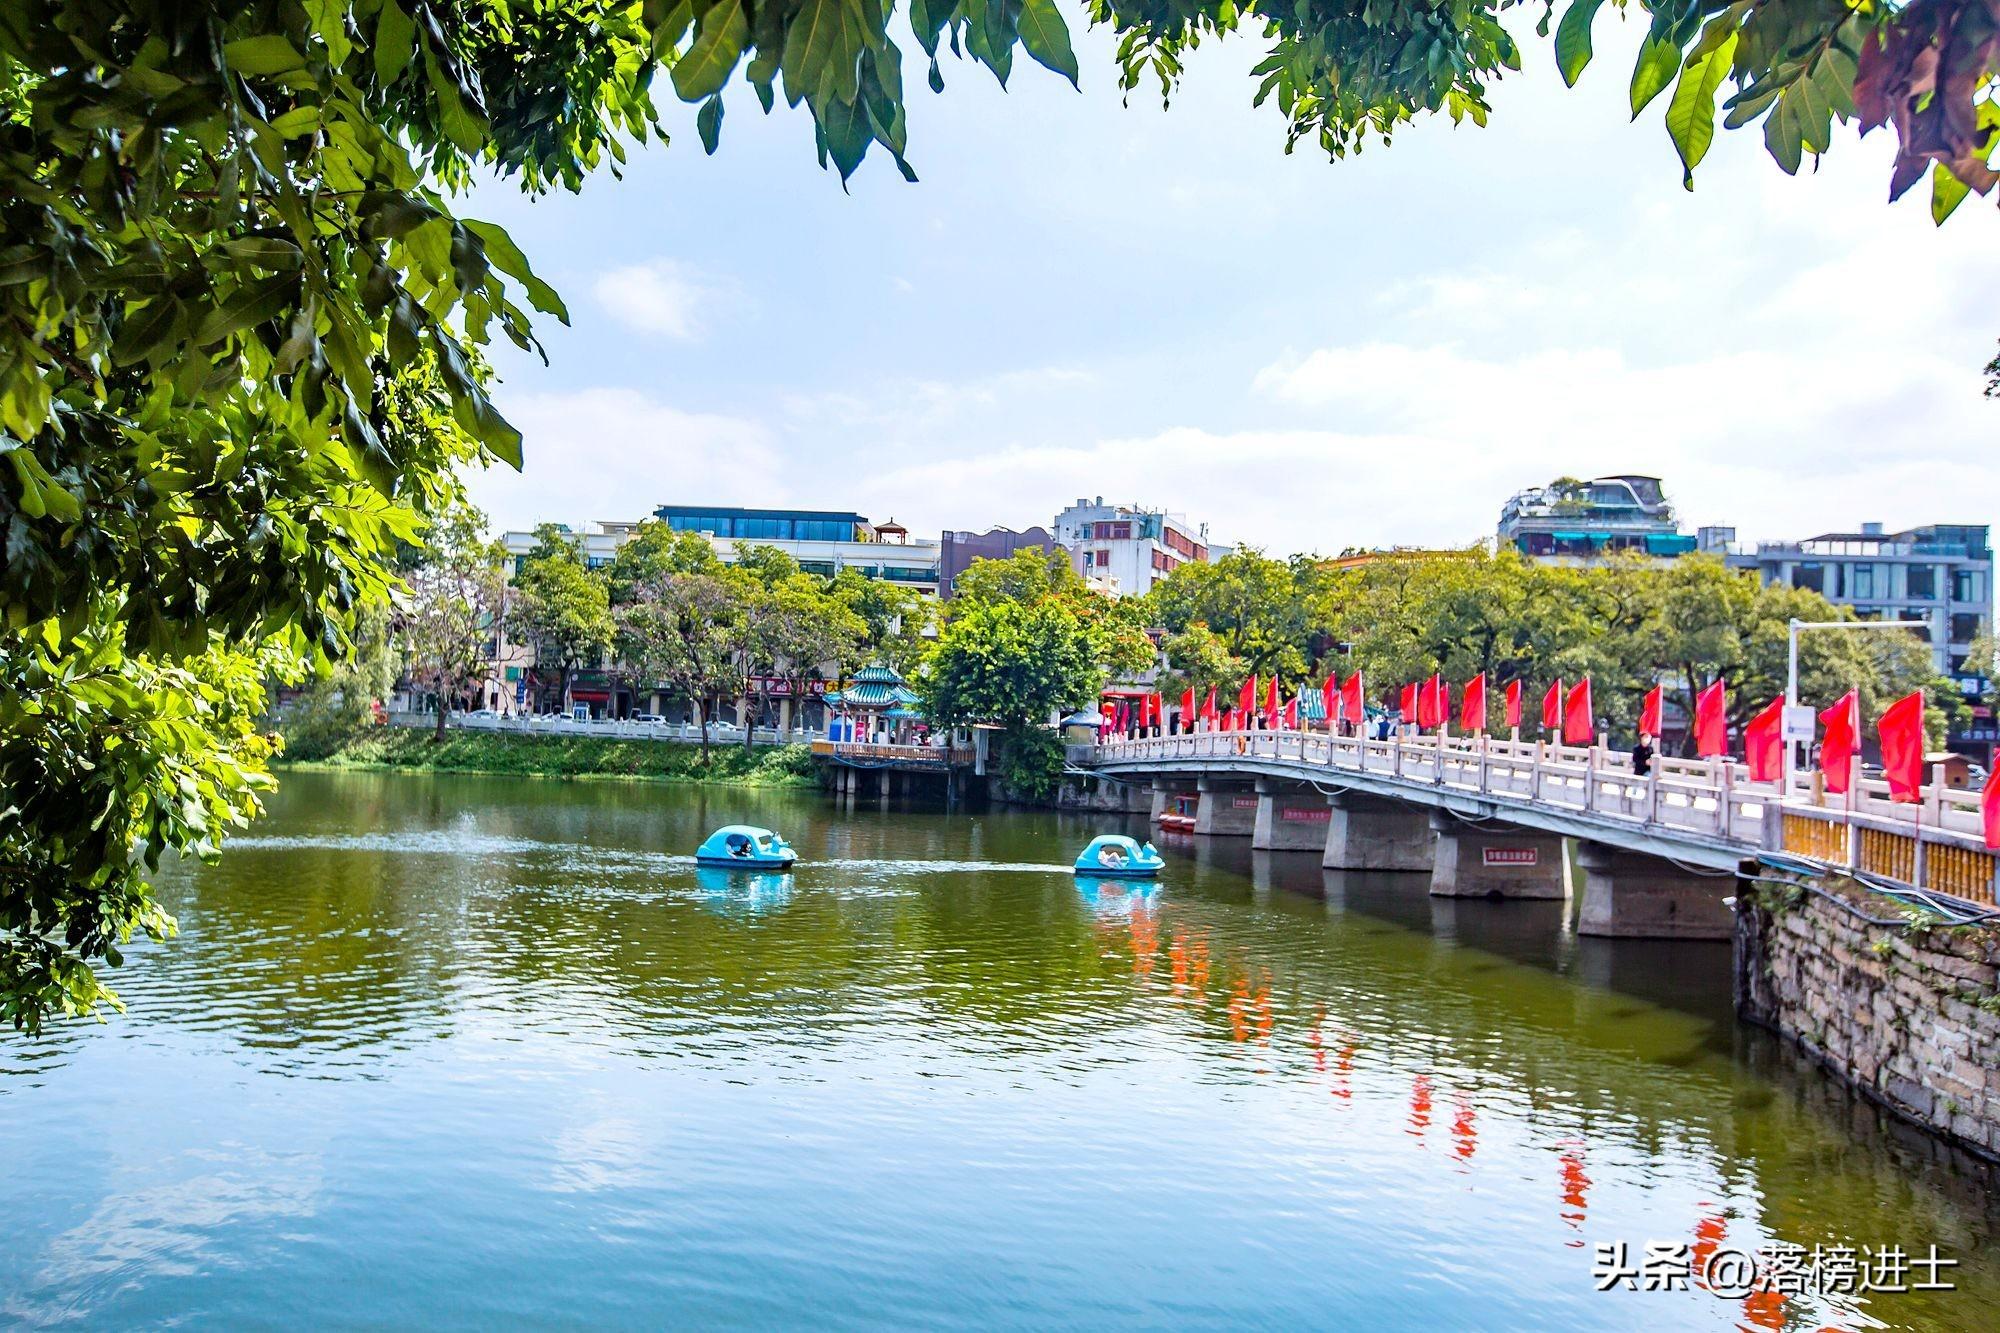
461 16 1999 555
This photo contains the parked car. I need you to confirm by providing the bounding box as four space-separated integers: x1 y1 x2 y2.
466 709 501 720
632 713 666 724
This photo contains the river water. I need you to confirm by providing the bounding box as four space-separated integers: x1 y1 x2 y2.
4 771 1997 1329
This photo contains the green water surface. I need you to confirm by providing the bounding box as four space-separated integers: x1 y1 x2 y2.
3 770 1996 1329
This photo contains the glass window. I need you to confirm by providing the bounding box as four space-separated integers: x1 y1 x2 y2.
1907 565 1937 599
796 520 850 542
1953 568 1985 603
735 517 788 540
1791 564 1824 593
1950 612 1984 643
1851 563 1874 598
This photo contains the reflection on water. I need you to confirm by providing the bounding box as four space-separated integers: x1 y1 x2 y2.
2 770 1996 1329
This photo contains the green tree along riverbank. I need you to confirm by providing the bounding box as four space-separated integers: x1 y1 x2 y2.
279 728 818 787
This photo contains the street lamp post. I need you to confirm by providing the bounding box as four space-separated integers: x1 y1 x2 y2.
1783 617 1931 796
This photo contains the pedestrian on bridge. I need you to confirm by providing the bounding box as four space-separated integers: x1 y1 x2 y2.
1631 733 1656 778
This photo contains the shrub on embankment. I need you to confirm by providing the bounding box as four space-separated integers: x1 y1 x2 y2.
276 725 819 786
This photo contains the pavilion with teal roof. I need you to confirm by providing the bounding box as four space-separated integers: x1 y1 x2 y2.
826 662 924 744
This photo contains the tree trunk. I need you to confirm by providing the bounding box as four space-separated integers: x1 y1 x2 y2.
559 664 573 716
434 688 448 742
696 699 711 762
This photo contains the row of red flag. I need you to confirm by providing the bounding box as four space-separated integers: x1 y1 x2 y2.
1110 675 2000 851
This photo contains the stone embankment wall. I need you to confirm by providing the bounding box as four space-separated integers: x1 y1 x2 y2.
1737 880 2000 1161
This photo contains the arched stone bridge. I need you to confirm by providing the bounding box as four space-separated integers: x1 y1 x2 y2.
1073 730 1999 940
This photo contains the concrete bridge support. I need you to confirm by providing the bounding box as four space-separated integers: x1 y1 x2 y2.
1575 842 1735 940
1193 778 1258 837
1428 813 1569 899
1149 779 1195 824
1322 792 1434 871
1253 780 1332 851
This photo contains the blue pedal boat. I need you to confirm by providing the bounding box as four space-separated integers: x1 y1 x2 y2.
695 825 797 869
1072 834 1165 878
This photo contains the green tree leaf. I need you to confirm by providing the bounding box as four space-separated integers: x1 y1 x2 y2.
1628 35 1680 117
222 34 306 76
1554 0 1602 88
1664 32 1737 188
1018 0 1079 89
1931 161 1972 223
698 93 725 152
375 0 416 83
672 0 750 101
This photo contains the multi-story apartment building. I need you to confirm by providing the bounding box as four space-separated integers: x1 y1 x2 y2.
1723 522 1993 713
1052 497 1215 597
1498 475 1698 563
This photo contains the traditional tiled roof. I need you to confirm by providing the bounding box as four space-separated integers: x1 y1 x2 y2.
829 662 920 710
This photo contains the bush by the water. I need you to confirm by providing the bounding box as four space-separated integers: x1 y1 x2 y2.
279 725 819 785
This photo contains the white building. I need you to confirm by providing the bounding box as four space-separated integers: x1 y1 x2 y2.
1052 497 1216 597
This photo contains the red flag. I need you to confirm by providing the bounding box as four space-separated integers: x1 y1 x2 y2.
1462 673 1487 733
1436 675 1451 730
1238 676 1257 717
1694 679 1727 758
1877 690 1926 803
1504 678 1522 730
1818 690 1858 794
1563 678 1593 746
1264 676 1280 729
1542 679 1563 733
1639 685 1663 738
1340 673 1364 727
1179 687 1195 728
1322 675 1337 728
1415 677 1436 729
1745 696 1783 782
1982 767 2000 850
1400 682 1418 724
1201 687 1218 727
1283 695 1298 730
1152 693 1165 728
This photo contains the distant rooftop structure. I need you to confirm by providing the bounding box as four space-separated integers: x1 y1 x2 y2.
1498 474 1695 562
1053 495 1216 597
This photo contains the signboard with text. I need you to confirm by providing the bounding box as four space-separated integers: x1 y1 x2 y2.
1483 848 1539 867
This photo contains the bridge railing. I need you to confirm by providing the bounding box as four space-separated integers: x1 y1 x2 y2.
1086 729 1999 904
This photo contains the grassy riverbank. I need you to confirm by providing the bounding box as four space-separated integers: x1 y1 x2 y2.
277 727 821 786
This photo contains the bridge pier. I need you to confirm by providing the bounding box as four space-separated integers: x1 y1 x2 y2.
1252 780 1331 850
1575 842 1735 940
1149 779 1195 824
1322 792 1433 871
1428 812 1569 900
1193 778 1258 837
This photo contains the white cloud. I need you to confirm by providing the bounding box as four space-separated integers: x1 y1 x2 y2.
590 259 722 339
465 387 780 534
